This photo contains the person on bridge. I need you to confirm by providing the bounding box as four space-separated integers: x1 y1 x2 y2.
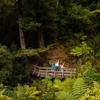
60 63 64 78
55 60 60 71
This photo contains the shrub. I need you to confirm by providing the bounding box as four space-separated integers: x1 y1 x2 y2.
13 84 40 100
0 84 12 100
54 78 87 100
72 78 87 100
0 45 13 84
84 68 100 84
38 78 55 100
80 82 100 100
54 78 75 100
71 41 93 57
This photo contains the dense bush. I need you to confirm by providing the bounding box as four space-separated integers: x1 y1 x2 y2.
34 77 55 100
0 84 40 100
80 82 100 100
0 84 12 100
13 84 40 100
0 45 13 84
0 78 99 100
84 68 100 84
53 78 87 100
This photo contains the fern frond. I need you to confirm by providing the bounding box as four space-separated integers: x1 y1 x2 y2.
56 91 74 100
72 78 87 100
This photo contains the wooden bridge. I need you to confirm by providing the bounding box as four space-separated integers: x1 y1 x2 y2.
32 65 76 78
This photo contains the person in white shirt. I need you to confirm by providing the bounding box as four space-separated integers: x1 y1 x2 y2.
55 60 60 71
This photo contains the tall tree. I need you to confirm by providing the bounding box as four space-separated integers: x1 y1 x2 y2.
22 0 61 47
0 0 18 47
35 0 59 47
16 0 26 49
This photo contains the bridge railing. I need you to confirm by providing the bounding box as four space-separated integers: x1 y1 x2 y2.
32 65 76 78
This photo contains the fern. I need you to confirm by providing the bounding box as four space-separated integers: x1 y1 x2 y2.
55 91 74 100
72 78 87 100
13 84 40 100
54 78 75 92
53 79 62 91
54 78 75 100
80 82 100 100
0 84 12 100
54 78 87 100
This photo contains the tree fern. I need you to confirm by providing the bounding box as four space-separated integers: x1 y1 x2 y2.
72 78 87 100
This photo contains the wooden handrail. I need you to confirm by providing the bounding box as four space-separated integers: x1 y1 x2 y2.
32 65 76 78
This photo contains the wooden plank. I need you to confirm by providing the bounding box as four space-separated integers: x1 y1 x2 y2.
37 72 75 77
38 71 75 74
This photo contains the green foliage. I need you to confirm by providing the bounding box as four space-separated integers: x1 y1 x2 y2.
0 45 13 84
0 0 15 6
0 78 99 100
88 10 100 17
38 78 55 100
0 45 12 64
0 0 100 99
15 47 49 57
84 67 100 84
21 17 41 31
71 41 93 57
0 84 12 100
68 3 90 23
80 82 100 100
54 78 75 92
88 34 100 58
54 78 87 100
9 60 29 86
54 78 75 100
70 40 94 76
0 84 40 100
55 91 73 100
13 84 40 100
0 45 50 86
77 61 93 77
72 78 87 100
15 49 39 57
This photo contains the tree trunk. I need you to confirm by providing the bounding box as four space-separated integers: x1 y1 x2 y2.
16 0 26 49
38 32 45 48
18 18 26 49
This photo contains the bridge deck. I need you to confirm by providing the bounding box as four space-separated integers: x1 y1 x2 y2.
32 65 76 78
